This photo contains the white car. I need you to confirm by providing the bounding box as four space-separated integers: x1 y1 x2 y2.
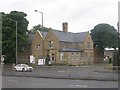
14 64 33 72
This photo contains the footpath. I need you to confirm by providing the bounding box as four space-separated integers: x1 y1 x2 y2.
1 64 119 81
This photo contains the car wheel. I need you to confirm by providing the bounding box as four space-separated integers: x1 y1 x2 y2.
14 68 17 72
22 68 25 72
29 69 32 72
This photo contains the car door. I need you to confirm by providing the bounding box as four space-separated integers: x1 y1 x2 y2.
16 64 21 71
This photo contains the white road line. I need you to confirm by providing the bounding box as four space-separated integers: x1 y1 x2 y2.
69 84 88 87
8 80 18 83
74 80 80 81
57 71 66 72
75 84 88 87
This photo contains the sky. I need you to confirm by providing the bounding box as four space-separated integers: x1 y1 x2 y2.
0 0 119 33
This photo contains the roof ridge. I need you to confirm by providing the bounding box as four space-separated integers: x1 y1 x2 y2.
52 29 87 34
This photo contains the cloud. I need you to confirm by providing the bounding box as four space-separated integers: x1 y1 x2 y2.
0 0 119 32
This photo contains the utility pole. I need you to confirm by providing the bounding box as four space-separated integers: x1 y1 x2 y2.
10 18 18 64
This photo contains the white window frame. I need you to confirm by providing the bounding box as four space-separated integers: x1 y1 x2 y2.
48 41 54 49
36 44 40 50
60 53 64 61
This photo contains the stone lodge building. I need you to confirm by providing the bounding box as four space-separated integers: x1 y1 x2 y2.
18 22 94 66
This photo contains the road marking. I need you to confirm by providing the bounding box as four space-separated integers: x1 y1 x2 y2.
74 80 80 81
69 84 88 87
75 84 88 87
57 71 66 72
8 80 18 83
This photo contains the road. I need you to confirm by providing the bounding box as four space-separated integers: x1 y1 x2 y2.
2 65 118 81
2 76 118 88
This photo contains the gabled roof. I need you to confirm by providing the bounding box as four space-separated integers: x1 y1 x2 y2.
28 31 48 44
28 33 35 44
52 30 87 43
40 31 48 39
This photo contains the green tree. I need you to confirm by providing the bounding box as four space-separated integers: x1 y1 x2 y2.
91 23 118 62
91 24 118 49
2 11 29 63
29 24 49 33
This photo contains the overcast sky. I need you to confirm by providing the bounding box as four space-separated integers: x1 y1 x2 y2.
0 0 119 32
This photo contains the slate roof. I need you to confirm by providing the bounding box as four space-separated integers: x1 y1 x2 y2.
40 31 48 39
28 31 48 44
28 33 35 44
53 30 87 43
59 48 84 52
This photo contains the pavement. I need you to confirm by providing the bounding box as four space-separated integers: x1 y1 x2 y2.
1 64 119 81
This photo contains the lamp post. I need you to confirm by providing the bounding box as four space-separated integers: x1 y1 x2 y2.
34 10 45 66
117 22 120 66
10 18 18 65
117 1 120 70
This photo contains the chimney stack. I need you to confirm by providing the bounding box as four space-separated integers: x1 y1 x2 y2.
62 22 68 33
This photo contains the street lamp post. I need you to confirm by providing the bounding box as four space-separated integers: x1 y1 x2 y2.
117 22 120 67
34 10 45 66
10 18 18 65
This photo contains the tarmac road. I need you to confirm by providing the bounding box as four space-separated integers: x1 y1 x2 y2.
2 76 118 88
2 65 119 81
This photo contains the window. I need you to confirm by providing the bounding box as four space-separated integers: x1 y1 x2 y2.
48 41 53 49
36 45 40 50
71 53 74 60
76 53 79 60
76 53 79 56
87 42 90 48
52 54 55 62
60 53 64 60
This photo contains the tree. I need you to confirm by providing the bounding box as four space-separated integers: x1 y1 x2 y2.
2 11 29 63
91 23 118 62
29 24 49 33
91 24 118 49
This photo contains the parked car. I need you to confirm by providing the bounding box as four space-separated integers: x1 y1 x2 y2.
14 64 33 72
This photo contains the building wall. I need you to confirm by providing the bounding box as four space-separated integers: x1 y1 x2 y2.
18 44 31 64
82 32 94 64
44 29 60 50
31 31 43 65
94 47 104 63
44 29 60 64
57 52 68 65
44 31 94 65
44 30 94 65
58 52 88 66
